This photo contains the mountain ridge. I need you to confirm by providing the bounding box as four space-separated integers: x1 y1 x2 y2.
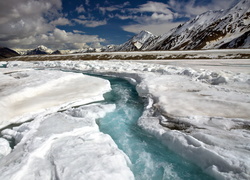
107 0 250 51
0 47 19 59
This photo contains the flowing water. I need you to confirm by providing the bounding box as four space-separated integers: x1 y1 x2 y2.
97 76 214 180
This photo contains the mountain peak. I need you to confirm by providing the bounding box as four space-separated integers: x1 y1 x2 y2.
138 30 153 35
37 45 48 51
27 45 53 55
131 30 157 50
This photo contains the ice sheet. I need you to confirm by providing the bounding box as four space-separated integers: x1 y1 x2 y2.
5 59 250 179
0 68 111 129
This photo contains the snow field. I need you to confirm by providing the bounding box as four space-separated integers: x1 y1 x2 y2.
0 68 111 129
0 67 136 180
0 103 134 180
8 59 250 179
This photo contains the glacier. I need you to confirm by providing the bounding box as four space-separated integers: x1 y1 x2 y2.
1 57 250 180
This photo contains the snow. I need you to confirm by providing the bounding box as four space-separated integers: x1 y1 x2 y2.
107 30 158 51
0 67 134 180
0 138 11 159
0 103 134 180
0 68 111 129
141 0 250 50
131 30 156 49
2 57 250 179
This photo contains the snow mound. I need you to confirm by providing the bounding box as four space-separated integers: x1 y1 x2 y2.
0 68 111 129
0 103 134 180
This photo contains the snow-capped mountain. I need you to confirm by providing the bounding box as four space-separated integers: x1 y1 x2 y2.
107 30 158 51
69 47 103 54
51 50 62 55
109 0 249 51
27 45 53 55
150 0 250 50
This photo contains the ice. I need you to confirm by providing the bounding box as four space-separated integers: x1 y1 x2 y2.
0 103 134 180
0 68 111 129
4 58 250 179
0 66 134 179
0 138 11 159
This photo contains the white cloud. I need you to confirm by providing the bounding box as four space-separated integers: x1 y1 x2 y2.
132 1 173 14
53 28 104 44
115 14 135 20
74 19 107 28
1 28 105 50
50 17 71 26
73 30 85 34
78 15 87 19
122 22 182 35
90 42 102 48
0 0 106 49
76 5 85 13
168 0 238 17
151 13 174 21
98 1 130 15
119 1 178 35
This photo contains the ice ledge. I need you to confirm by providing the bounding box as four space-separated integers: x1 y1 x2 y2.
0 104 134 180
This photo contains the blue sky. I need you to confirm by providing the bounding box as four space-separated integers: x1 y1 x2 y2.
0 0 239 50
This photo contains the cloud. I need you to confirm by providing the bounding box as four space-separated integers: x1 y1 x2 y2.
74 19 107 27
0 0 62 25
76 4 85 13
0 0 61 40
132 1 173 14
98 1 130 15
78 15 87 19
73 30 85 34
0 0 106 49
90 42 102 48
168 0 238 17
53 28 104 44
50 17 71 26
122 22 181 35
5 28 105 50
119 1 179 35
114 14 135 20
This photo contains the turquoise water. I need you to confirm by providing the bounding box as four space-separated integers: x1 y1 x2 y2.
98 76 214 180
0 63 7 68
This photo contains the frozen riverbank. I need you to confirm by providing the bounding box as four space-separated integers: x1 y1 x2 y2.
0 67 134 179
6 59 250 180
0 68 111 129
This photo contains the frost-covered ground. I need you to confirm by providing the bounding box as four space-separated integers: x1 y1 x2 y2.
1 57 250 180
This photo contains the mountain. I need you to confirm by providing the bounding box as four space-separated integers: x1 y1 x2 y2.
27 45 53 55
52 50 62 55
109 0 249 51
150 0 250 50
107 30 158 51
0 47 19 59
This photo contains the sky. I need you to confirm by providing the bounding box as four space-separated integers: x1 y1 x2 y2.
0 0 239 50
